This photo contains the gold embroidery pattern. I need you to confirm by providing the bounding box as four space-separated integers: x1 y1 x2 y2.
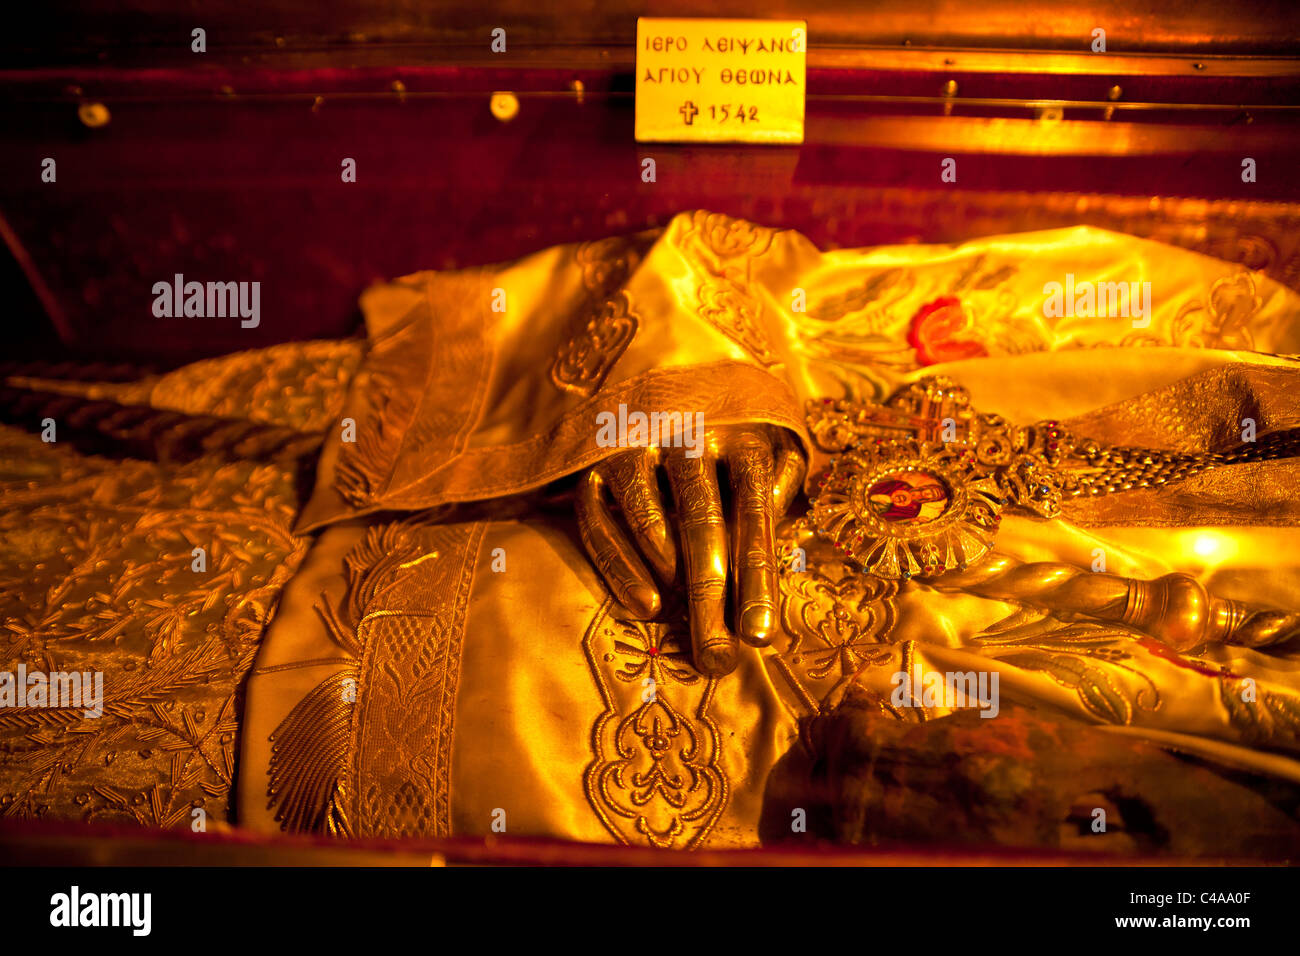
0 424 307 828
551 236 654 396
352 523 481 837
804 267 916 324
1062 363 1296 454
1219 676 1300 751
267 522 430 836
127 340 363 435
267 670 356 835
305 361 807 526
551 291 640 396
334 274 492 509
775 561 898 711
334 311 433 507
5 340 363 436
992 652 1132 725
582 600 726 849
1051 363 1300 527
1167 272 1262 351
576 233 656 292
683 211 779 365
983 620 1164 725
267 519 482 837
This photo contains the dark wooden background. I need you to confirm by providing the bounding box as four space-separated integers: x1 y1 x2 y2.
4 1 1300 366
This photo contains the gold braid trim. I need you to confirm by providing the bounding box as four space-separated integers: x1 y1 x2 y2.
335 356 425 507
264 521 431 834
267 670 357 837
333 273 491 510
0 383 323 465
263 518 475 837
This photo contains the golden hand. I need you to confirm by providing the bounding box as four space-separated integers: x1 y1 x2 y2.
577 425 806 676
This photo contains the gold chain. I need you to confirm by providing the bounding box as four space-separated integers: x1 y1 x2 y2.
1065 428 1300 498
802 378 1300 580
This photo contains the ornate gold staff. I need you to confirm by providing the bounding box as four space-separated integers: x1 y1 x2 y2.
929 554 1300 651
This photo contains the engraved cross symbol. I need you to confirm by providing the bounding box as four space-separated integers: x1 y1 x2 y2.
679 101 699 125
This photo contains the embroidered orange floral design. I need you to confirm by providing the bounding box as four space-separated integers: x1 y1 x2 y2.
907 296 988 366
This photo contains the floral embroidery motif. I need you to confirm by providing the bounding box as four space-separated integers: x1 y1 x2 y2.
779 570 897 689
683 211 779 365
796 255 1018 373
0 425 307 827
582 602 726 849
691 211 775 260
976 619 1163 724
767 528 899 714
1218 676 1300 749
550 237 651 396
804 268 916 324
697 277 777 365
907 296 989 366
1170 271 1262 351
550 291 640 396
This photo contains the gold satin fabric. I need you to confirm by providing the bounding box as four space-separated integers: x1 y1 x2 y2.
296 217 813 531
297 212 1300 531
239 516 801 846
240 213 1300 850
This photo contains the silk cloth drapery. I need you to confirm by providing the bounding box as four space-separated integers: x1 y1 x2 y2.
238 213 1300 848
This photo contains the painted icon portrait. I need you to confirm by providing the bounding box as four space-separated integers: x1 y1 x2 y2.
866 472 950 524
